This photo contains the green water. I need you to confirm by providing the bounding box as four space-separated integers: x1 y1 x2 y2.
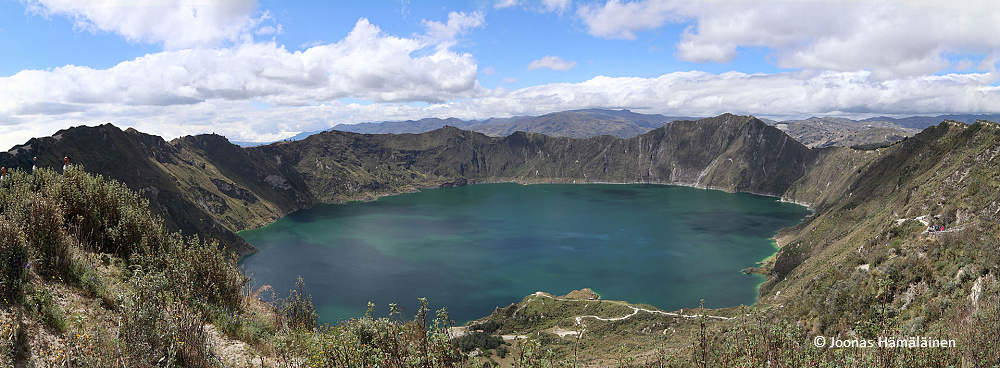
239 183 810 324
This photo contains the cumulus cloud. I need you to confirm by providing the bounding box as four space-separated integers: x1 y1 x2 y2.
576 0 677 40
23 0 270 49
421 11 485 48
527 55 577 71
0 17 482 119
576 0 1000 78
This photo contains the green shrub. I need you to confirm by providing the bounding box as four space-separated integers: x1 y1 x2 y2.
163 236 248 309
278 276 318 331
26 195 72 277
119 270 213 367
58 166 167 258
457 331 504 353
293 301 464 368
469 319 502 334
59 328 120 367
0 219 29 302
26 284 65 332
67 258 114 308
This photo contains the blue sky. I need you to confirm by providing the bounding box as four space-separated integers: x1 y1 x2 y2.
1 0 999 149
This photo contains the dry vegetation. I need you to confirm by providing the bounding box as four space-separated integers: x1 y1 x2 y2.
0 167 535 367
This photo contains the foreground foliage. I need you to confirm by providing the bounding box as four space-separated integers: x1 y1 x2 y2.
0 167 495 367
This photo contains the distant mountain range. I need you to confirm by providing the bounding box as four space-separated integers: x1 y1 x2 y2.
329 109 695 140
771 114 1000 148
771 117 918 149
235 110 1000 150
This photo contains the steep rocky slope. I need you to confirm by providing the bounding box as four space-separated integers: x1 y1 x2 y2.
262 114 813 198
1 114 812 256
761 120 1000 345
773 117 918 148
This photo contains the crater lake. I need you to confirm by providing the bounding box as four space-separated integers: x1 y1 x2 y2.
239 183 811 324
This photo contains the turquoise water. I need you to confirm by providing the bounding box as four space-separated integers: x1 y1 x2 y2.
239 183 810 324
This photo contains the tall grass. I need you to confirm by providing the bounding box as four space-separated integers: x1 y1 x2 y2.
0 166 487 367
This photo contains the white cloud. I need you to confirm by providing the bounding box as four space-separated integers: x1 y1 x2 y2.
482 66 496 75
0 18 481 120
5 2 1000 151
498 0 572 14
298 40 324 49
576 0 1000 78
500 77 517 84
527 55 577 71
542 0 571 14
23 0 269 49
5 69 1000 151
255 24 283 36
494 0 518 9
421 11 485 49
576 0 678 40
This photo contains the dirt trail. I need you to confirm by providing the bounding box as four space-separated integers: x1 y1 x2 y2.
528 292 732 325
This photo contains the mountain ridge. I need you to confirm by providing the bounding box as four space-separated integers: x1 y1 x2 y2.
329 109 696 139
0 114 814 256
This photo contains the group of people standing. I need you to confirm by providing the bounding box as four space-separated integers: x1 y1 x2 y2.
0 156 72 186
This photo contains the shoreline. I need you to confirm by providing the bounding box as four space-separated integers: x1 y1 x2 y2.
237 179 812 317
237 177 813 249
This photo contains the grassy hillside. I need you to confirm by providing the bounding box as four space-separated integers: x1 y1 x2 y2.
0 167 482 367
0 125 287 256
731 121 1000 366
765 120 1000 330
0 166 249 366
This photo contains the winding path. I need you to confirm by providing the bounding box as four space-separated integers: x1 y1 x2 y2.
526 292 733 325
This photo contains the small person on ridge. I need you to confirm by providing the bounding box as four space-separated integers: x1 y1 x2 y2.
32 156 37 173
63 156 70 174
0 166 6 186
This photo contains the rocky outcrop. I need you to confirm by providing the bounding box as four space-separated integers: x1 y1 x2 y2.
0 114 824 256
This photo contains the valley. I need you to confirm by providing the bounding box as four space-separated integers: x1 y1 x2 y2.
1 113 998 366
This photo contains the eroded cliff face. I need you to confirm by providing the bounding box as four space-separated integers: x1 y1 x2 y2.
0 114 833 256
255 113 814 198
